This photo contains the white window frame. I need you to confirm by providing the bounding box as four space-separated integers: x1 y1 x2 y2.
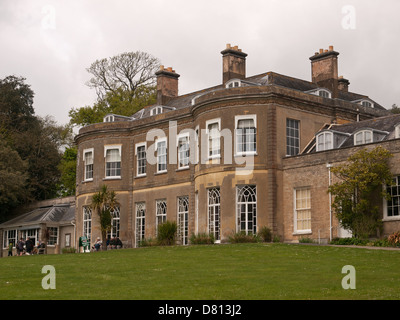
294 188 312 234
20 228 39 247
286 118 300 156
395 124 400 139
316 131 333 151
318 89 331 98
195 125 200 164
383 176 400 221
225 79 241 88
135 142 147 177
150 106 163 116
235 115 257 156
236 185 257 235
156 137 168 173
208 187 221 243
107 206 121 239
177 196 189 245
83 148 94 181
177 133 190 169
354 130 373 145
83 206 92 245
205 118 221 159
3 229 17 248
47 227 59 246
104 145 122 179
156 199 167 234
306 88 332 98
135 202 146 247
103 115 115 122
360 100 374 108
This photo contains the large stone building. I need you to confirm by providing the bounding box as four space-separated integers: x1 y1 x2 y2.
74 44 393 249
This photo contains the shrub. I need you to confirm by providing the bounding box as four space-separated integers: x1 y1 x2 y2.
228 232 261 243
157 221 177 246
258 226 272 242
190 233 215 245
62 247 76 254
330 237 369 246
388 231 400 247
299 237 314 243
139 237 157 247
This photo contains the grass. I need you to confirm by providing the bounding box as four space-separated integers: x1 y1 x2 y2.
1 243 400 300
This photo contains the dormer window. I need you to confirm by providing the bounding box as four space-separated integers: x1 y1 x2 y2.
306 88 332 99
225 79 241 88
353 99 374 108
150 106 163 116
316 131 333 151
359 100 374 108
318 89 331 98
395 124 400 139
104 115 115 122
354 130 372 145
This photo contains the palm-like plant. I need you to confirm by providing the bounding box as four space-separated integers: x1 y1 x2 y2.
91 185 118 250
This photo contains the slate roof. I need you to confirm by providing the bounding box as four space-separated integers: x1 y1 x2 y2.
125 71 386 122
301 113 400 154
0 203 75 229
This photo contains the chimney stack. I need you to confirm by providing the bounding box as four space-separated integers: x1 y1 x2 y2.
155 65 180 105
221 44 247 84
338 76 350 92
309 45 339 97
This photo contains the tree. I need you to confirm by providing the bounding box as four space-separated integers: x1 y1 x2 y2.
86 51 160 101
0 139 29 222
91 185 119 250
390 104 400 114
68 51 160 128
0 75 35 132
69 85 156 127
328 146 393 238
58 146 77 196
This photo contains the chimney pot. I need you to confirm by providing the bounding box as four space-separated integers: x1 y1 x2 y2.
221 44 247 84
156 66 180 105
329 45 334 51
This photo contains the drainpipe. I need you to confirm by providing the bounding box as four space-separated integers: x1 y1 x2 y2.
71 221 76 253
326 163 333 242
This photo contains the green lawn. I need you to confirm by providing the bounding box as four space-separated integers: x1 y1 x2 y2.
1 243 399 300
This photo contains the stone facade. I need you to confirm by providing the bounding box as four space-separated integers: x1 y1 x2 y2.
74 45 392 248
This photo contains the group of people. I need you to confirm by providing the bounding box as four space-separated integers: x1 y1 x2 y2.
92 236 123 251
8 238 45 256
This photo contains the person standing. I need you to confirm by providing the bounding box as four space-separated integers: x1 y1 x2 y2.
17 238 25 256
8 242 13 256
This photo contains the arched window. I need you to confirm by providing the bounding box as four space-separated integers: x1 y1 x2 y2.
354 130 372 145
395 124 400 139
208 188 221 242
316 132 333 151
225 79 241 88
107 206 120 239
150 106 163 116
83 206 92 245
318 89 331 98
103 115 115 122
177 196 189 245
361 100 373 108
236 185 257 234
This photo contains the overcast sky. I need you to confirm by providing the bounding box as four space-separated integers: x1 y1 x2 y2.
1 0 399 126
